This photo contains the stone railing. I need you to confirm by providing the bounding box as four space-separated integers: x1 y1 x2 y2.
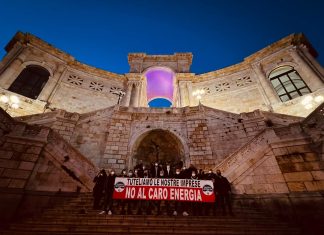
213 103 324 181
44 130 97 191
5 119 97 191
214 128 278 182
301 102 324 142
0 108 14 139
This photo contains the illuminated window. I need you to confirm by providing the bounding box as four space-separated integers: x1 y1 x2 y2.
268 66 311 102
9 65 50 99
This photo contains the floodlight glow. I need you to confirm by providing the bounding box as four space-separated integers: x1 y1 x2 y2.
314 95 324 103
301 96 313 105
0 95 9 103
11 103 19 109
10 95 19 104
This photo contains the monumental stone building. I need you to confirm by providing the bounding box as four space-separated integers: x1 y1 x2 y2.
0 32 323 233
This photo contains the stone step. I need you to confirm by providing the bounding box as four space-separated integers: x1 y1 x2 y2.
6 224 299 235
40 211 275 220
0 230 300 235
0 193 301 235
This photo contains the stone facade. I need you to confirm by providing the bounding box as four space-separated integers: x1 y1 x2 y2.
0 31 323 193
0 32 323 117
0 31 324 228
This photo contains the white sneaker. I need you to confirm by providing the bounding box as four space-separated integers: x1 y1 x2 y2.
173 211 177 216
182 211 189 216
98 210 106 215
108 210 112 215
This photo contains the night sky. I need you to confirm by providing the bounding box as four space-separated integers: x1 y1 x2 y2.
1 0 323 75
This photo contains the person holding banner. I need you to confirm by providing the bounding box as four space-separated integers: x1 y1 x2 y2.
172 167 189 216
119 169 132 215
205 169 216 216
190 170 200 216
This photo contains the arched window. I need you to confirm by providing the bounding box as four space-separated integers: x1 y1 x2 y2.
8 65 50 99
268 66 311 102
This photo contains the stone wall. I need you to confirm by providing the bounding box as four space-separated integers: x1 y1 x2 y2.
17 105 304 173
218 103 324 195
0 108 97 224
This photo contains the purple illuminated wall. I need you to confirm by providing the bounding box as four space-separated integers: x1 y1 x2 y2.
145 68 174 104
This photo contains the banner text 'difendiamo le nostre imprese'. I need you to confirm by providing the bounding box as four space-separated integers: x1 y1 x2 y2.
113 177 215 202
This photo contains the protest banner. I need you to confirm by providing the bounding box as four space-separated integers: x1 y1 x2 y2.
113 177 215 202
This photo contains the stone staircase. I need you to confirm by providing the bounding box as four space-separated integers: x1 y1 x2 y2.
0 193 301 235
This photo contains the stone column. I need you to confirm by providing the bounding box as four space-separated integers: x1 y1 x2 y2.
289 47 323 90
187 82 194 106
179 81 188 107
37 64 65 102
121 82 133 106
132 81 141 107
252 63 279 105
0 49 29 89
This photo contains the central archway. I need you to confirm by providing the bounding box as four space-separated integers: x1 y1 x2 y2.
129 129 186 168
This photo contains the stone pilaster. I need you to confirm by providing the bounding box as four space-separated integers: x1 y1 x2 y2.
300 45 324 79
37 64 66 102
130 81 141 107
121 82 133 106
252 63 279 105
289 47 323 91
187 82 194 106
0 48 29 89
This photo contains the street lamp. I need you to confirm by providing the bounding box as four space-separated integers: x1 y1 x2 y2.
0 94 20 111
301 95 324 110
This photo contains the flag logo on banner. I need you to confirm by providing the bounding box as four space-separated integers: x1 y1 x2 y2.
114 181 125 192
202 184 213 196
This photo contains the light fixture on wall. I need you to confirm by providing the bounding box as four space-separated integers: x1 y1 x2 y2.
301 95 324 110
192 89 205 101
111 90 126 104
0 94 20 111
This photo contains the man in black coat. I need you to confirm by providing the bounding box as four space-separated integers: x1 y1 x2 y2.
92 169 107 209
214 169 233 216
99 170 116 215
151 162 162 178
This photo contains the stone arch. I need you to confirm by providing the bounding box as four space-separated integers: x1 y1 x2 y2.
21 61 54 77
142 66 176 107
265 61 298 78
8 64 51 100
127 127 189 169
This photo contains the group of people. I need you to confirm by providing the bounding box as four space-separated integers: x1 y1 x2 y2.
92 161 233 216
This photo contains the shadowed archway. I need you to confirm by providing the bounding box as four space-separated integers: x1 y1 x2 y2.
131 129 185 168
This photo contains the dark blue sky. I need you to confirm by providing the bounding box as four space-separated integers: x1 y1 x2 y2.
1 0 323 75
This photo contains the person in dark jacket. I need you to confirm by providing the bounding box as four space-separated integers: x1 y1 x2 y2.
99 170 116 215
151 162 162 178
190 170 200 216
214 169 233 216
92 169 107 209
205 169 216 215
164 163 174 178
